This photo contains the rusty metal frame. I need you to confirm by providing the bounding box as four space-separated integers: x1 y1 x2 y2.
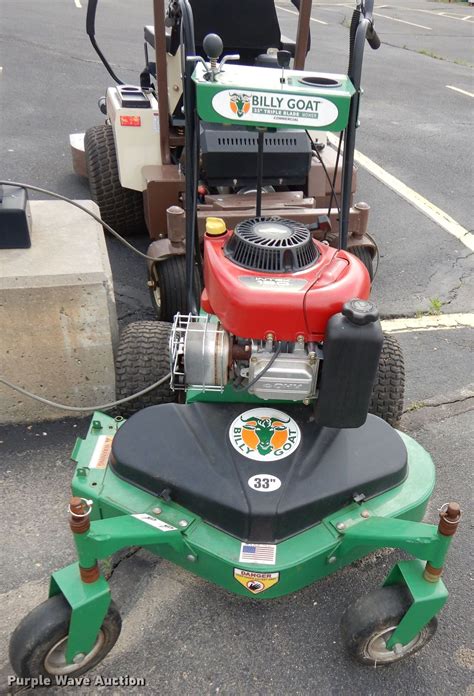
294 0 312 70
153 0 171 164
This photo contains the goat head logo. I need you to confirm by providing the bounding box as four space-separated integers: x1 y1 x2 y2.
241 416 290 456
229 408 301 461
229 93 251 118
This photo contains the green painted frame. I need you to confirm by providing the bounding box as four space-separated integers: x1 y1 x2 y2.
45 412 456 664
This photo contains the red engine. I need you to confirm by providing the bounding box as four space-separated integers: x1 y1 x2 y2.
201 217 370 342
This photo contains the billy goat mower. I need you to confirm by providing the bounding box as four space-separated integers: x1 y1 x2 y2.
10 0 461 679
75 0 376 321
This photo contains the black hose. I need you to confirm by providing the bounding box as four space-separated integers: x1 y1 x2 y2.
86 0 124 85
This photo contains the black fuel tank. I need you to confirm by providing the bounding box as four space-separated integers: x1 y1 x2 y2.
314 300 384 428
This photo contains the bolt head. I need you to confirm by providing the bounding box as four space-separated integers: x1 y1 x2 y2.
147 280 155 288
336 522 346 531
186 554 196 562
73 653 86 664
266 332 274 341
360 510 370 518
153 507 162 515
303 399 310 406
297 334 305 344
328 556 337 564
179 519 188 527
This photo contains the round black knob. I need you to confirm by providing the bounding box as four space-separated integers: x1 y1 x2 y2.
277 50 292 69
203 33 223 60
342 298 379 326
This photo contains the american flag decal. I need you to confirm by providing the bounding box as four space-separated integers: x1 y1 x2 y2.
239 543 277 565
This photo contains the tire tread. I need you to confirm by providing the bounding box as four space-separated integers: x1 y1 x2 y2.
84 124 145 236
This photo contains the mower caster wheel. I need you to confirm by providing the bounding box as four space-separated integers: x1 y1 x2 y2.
85 124 146 237
369 333 405 427
149 256 202 321
115 320 176 417
341 585 437 665
9 594 121 678
351 245 374 281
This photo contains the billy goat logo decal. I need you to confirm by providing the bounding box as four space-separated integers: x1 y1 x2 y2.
229 92 251 118
229 408 301 461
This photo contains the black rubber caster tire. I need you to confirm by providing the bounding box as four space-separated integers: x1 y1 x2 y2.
149 256 202 321
351 245 374 281
115 320 176 417
369 333 405 427
9 594 121 678
341 585 437 665
84 124 146 237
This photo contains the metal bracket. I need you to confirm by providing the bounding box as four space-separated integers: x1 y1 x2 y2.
49 563 111 664
383 559 448 649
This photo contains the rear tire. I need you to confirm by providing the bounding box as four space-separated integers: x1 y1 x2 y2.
115 321 175 417
369 333 405 427
149 256 202 321
341 585 437 665
84 124 146 237
351 245 374 281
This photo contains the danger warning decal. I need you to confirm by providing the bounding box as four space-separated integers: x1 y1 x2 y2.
234 568 280 594
89 435 113 469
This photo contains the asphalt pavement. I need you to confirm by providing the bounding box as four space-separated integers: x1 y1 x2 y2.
0 1 473 694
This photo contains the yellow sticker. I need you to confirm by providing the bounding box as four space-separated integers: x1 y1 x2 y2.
234 568 279 594
89 435 114 469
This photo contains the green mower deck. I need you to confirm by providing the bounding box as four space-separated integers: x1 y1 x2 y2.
43 411 458 665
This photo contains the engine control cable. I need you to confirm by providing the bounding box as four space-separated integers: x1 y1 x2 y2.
327 132 343 217
308 137 341 220
233 342 282 392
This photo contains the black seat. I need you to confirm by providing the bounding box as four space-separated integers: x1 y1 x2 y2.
145 0 304 65
190 0 281 65
111 403 407 543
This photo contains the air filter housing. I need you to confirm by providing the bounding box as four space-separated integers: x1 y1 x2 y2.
224 217 318 273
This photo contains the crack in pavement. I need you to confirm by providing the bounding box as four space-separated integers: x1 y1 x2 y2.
103 547 141 581
0 34 138 73
381 39 474 68
404 391 474 414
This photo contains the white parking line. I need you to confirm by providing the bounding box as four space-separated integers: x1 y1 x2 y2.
327 133 474 252
381 313 474 333
397 6 473 23
275 5 328 25
373 12 432 30
446 85 474 98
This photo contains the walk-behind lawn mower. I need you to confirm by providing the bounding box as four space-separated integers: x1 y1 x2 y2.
76 0 376 321
10 0 461 679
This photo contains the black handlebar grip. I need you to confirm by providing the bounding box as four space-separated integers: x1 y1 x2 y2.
86 0 98 36
367 26 381 50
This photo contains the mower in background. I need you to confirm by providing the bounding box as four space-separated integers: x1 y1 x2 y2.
72 0 376 320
